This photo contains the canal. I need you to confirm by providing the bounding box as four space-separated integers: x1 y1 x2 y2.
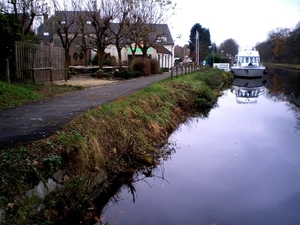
99 67 300 225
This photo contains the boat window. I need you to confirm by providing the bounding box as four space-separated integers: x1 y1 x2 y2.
246 57 249 63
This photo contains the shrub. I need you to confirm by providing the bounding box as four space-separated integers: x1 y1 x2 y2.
150 59 160 74
131 57 151 76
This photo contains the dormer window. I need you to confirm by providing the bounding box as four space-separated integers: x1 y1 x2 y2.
43 32 49 36
157 36 167 43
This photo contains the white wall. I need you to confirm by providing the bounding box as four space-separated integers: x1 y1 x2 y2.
100 44 174 69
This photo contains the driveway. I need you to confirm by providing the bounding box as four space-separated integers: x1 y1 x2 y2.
0 72 173 149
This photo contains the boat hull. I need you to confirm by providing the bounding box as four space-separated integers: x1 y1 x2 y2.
231 66 266 77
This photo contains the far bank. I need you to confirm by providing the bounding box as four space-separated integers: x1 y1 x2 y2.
264 63 300 71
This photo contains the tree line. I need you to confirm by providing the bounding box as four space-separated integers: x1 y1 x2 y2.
176 21 300 66
256 22 300 64
0 0 175 80
174 23 239 65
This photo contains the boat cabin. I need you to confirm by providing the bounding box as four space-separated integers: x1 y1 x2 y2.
237 56 261 66
235 47 261 67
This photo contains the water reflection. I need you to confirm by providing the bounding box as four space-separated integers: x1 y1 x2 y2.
93 147 175 225
98 67 300 225
265 67 300 107
230 77 266 104
230 67 300 130
265 67 300 131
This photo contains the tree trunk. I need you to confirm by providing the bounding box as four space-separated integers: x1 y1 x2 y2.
117 49 122 70
142 47 148 58
98 49 105 69
65 51 70 67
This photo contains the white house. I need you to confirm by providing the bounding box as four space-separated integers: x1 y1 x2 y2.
37 11 175 69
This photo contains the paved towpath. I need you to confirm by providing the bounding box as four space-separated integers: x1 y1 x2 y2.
0 72 173 149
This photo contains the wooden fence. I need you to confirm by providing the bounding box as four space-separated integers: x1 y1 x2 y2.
15 42 66 82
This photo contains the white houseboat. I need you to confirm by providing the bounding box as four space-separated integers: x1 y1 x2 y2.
231 47 267 77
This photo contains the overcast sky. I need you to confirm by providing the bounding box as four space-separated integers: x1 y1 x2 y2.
168 0 300 47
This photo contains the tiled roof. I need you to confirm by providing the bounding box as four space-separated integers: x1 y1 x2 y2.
37 11 174 46
152 43 172 54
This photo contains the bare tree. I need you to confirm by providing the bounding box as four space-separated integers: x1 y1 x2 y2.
74 11 95 66
127 0 174 58
174 45 184 60
86 0 116 69
2 0 50 35
268 28 290 62
109 0 131 70
52 0 82 66
218 38 239 59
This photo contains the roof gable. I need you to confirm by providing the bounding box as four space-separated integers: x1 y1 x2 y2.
37 11 174 46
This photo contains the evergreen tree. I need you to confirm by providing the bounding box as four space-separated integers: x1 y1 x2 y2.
188 23 211 63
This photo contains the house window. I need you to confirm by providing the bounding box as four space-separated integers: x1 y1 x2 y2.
43 32 49 36
157 36 167 42
61 21 66 24
87 21 91 24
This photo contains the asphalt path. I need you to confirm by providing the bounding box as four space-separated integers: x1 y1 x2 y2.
0 72 173 149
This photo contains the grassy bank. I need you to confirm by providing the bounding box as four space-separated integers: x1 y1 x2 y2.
0 82 84 111
264 62 300 71
0 69 233 224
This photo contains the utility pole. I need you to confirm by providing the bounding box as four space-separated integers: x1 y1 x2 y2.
196 31 199 66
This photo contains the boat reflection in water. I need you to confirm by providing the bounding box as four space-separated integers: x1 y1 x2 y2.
230 76 267 104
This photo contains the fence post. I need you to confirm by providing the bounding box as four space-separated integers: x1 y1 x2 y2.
50 62 53 83
171 67 173 79
5 58 10 83
176 66 178 77
31 61 35 83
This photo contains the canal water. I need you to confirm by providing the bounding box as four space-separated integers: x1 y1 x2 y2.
100 67 300 225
